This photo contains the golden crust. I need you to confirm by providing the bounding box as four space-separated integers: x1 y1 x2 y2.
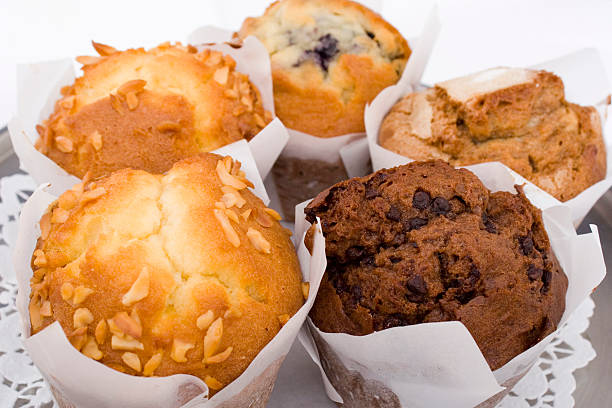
29 153 303 394
36 42 271 179
380 69 607 202
238 0 410 137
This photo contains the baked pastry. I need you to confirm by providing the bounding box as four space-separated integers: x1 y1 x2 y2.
36 42 271 179
305 160 567 370
238 0 410 137
28 153 303 394
379 68 606 201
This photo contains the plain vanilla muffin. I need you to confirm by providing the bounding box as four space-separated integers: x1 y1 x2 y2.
28 153 303 394
238 0 410 137
36 42 271 179
379 68 606 201
305 160 567 370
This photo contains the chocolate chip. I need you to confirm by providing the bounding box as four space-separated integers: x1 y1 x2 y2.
519 235 534 255
405 217 428 231
365 186 379 200
382 315 409 329
361 256 376 266
527 264 543 281
386 205 402 221
412 191 430 209
391 233 405 246
390 256 402 264
482 213 497 233
406 275 427 295
542 269 552 285
351 285 363 300
346 246 364 261
432 197 450 214
464 266 480 287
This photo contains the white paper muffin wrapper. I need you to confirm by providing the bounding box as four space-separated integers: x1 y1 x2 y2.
13 140 327 408
295 162 607 408
8 26 288 197
364 48 612 226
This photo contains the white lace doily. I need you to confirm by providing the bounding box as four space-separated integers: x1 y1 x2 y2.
0 174 597 408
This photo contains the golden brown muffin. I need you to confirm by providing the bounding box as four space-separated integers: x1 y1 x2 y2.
28 153 303 394
36 42 272 179
379 68 607 201
305 160 567 370
238 0 410 137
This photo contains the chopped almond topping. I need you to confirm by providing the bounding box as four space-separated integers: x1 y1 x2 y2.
254 209 273 228
221 186 246 208
82 337 103 360
204 318 223 359
95 319 107 344
39 300 52 317
170 339 194 363
143 352 163 376
112 311 142 339
111 335 144 351
81 187 106 204
60 95 75 110
92 41 118 56
35 124 46 137
117 79 146 96
254 113 266 128
241 209 252 221
70 332 88 351
222 156 233 172
205 346 233 364
76 55 104 66
215 201 226 209
122 267 150 306
224 89 238 99
302 282 310 300
204 375 223 390
157 121 181 132
264 208 282 221
73 286 94 304
278 314 290 326
126 92 139 110
61 282 74 301
197 311 215 331
58 190 79 210
247 228 271 254
225 209 239 223
73 308 94 329
213 66 230 85
241 95 253 112
29 302 43 330
109 93 123 115
107 318 123 336
55 136 73 153
90 131 103 151
40 213 51 240
51 207 69 224
213 209 240 247
33 249 47 267
122 352 141 372
216 160 247 190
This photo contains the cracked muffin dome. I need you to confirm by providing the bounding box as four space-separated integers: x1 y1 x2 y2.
28 153 303 394
305 160 568 370
36 41 271 179
379 68 606 201
238 0 410 137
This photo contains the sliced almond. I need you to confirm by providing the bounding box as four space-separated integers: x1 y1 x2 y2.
241 209 252 221
126 92 139 110
240 95 253 112
203 317 223 359
55 136 74 153
254 209 273 228
109 93 123 115
58 190 79 210
221 186 246 208
33 249 47 267
122 352 141 372
170 339 194 363
117 79 146 96
302 282 310 300
82 337 103 360
40 300 52 317
254 113 266 128
111 335 144 351
122 267 150 306
81 187 106 204
70 332 88 351
60 95 76 110
204 375 223 390
143 352 163 376
216 160 246 190
61 282 74 301
40 212 52 240
197 310 215 331
264 208 282 221
51 207 70 224
76 55 104 66
73 308 94 329
157 121 181 132
225 209 239 223
278 314 290 326
224 89 238 99
213 209 240 247
95 319 107 344
112 311 142 339
205 346 233 364
92 41 118 56
213 66 230 85
90 131 103 151
246 228 271 254
73 286 94 304
29 302 43 330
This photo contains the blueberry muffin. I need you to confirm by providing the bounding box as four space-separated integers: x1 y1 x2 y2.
238 0 410 137
305 160 567 370
29 153 303 394
379 68 606 201
36 42 271 179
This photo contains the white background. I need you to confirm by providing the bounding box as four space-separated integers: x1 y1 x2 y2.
2 0 612 127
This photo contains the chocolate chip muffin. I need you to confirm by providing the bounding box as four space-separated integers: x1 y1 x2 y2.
305 160 568 370
238 0 410 137
379 68 606 201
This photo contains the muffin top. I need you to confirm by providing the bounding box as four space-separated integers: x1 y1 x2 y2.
379 68 606 201
305 160 567 370
238 0 410 137
29 153 303 393
36 42 271 179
